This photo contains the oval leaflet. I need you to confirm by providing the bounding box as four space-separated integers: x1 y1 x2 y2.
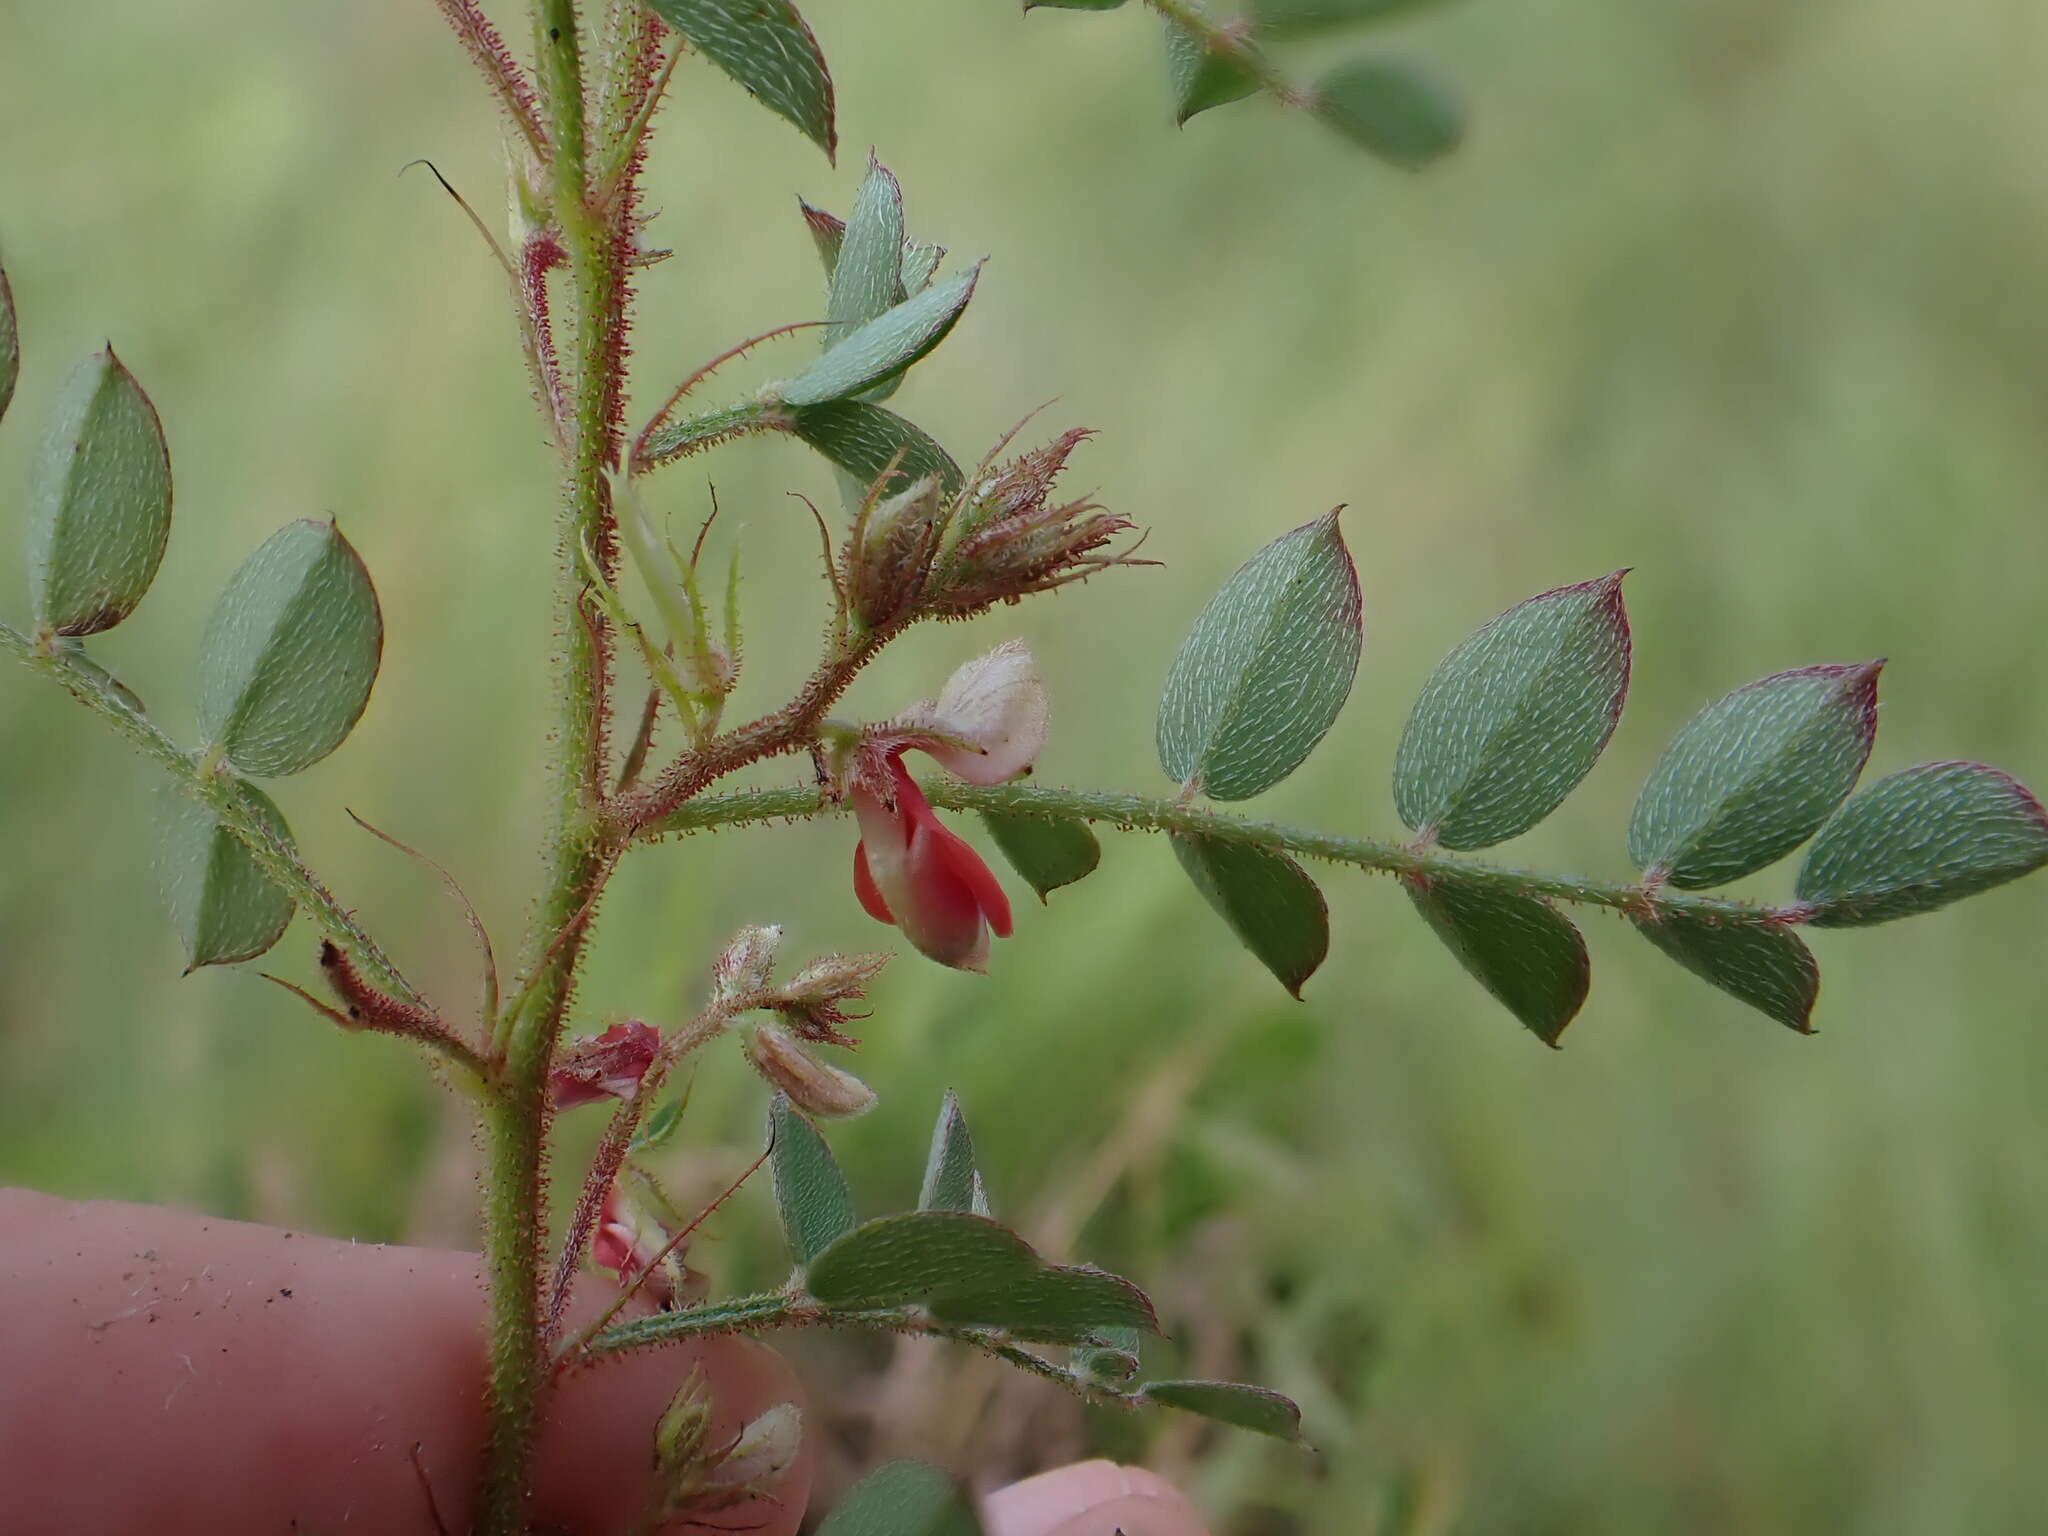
195 519 384 777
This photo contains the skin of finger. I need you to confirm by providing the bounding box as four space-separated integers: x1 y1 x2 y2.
0 1190 812 1536
981 1460 1211 1536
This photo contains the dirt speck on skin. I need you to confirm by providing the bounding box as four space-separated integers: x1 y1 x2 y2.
280 1288 294 1298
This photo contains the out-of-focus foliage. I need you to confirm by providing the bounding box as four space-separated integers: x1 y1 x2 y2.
4 0 2047 1530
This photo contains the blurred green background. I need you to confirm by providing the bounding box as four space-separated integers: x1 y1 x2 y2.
6 0 2048 1529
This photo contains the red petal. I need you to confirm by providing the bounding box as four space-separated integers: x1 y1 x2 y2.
926 818 1013 938
853 841 896 925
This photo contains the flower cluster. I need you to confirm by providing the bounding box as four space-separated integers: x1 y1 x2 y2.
838 428 1138 633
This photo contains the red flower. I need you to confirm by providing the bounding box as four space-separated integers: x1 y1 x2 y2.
591 1182 675 1306
843 641 1047 971
548 1019 659 1109
851 753 1013 972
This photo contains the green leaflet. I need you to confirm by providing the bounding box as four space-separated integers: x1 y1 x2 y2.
779 264 981 407
1631 908 1819 1033
804 1211 1037 1309
791 399 964 497
27 348 172 637
642 0 837 160
1140 1379 1304 1441
1628 662 1882 890
1165 17 1261 125
195 520 384 777
768 1093 856 1265
1313 58 1463 167
1394 574 1631 850
156 781 296 970
1795 762 2048 926
918 1090 980 1213
798 197 845 274
1171 833 1329 998
1157 511 1362 801
1026 0 1127 10
1253 0 1453 36
632 1096 685 1153
827 158 906 346
980 810 1101 900
900 238 946 295
0 256 17 424
1405 872 1589 1046
925 1264 1160 1343
816 1462 983 1536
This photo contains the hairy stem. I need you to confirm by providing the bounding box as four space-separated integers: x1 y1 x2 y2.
654 778 1790 923
476 0 627 1528
607 635 888 838
0 624 423 1001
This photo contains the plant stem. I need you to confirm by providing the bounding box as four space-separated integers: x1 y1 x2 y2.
654 779 1791 923
476 0 629 1528
0 624 423 1001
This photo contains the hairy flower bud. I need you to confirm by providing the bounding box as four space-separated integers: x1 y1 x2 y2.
654 1369 716 1474
773 951 890 1045
843 473 946 631
890 639 1049 785
711 1402 803 1491
745 1024 877 1118
549 1018 659 1109
929 427 1141 615
712 923 782 1003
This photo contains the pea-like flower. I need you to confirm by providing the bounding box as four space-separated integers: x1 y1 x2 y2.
847 641 1048 971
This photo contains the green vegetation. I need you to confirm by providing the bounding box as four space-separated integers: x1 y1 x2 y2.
3 1 2045 1528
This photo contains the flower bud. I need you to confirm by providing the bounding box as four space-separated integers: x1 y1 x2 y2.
929 427 1140 615
844 473 945 630
712 923 782 1003
774 951 889 1044
745 1024 877 1118
890 640 1049 785
711 1402 803 1491
548 1018 659 1109
654 1369 716 1473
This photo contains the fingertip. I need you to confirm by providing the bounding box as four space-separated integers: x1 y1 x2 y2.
982 1460 1210 1536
